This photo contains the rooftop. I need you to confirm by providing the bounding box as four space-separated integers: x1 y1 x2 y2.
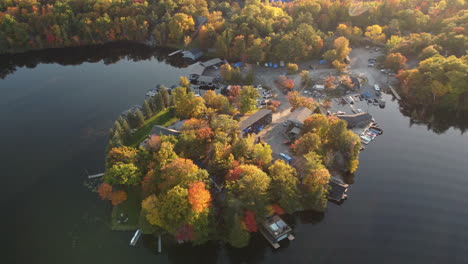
337 112 372 128
150 125 181 137
188 62 206 76
288 107 313 126
201 58 223 68
239 109 272 132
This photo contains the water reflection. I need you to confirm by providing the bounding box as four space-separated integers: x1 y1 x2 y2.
0 42 189 80
399 101 468 134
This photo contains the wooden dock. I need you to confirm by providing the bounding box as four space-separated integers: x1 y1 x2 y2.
88 173 104 179
388 85 401 100
130 229 142 246
168 49 182 56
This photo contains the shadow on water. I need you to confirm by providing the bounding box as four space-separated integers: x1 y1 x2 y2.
0 42 189 80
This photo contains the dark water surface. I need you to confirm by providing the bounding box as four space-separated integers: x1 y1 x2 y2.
1 44 467 264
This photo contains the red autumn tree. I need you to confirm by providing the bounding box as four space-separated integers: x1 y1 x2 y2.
175 224 194 242
226 166 243 181
272 204 285 215
110 190 128 206
243 210 258 232
228 85 241 104
188 181 212 213
98 183 113 200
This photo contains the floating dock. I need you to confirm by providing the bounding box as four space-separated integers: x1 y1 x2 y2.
130 229 142 246
388 85 401 100
87 173 104 179
168 49 182 56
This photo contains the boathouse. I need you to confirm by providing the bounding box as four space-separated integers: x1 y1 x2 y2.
337 112 372 128
183 48 204 60
287 107 313 128
259 215 294 249
239 109 272 136
328 178 349 202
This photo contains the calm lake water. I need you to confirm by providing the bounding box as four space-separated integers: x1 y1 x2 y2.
1 43 467 264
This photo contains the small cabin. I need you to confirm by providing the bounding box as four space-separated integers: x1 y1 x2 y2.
259 215 294 249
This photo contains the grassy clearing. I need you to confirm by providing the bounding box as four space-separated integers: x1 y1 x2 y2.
127 108 178 147
111 188 142 231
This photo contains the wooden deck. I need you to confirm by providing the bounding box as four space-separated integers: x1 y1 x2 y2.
168 49 182 56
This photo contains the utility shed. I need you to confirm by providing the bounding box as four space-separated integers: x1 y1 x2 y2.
328 178 349 202
239 109 273 136
183 48 204 60
287 107 313 127
201 58 223 68
337 112 372 128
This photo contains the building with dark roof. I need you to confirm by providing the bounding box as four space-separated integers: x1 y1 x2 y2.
183 48 204 60
259 215 294 249
287 107 313 127
328 178 349 202
239 109 273 136
337 112 372 128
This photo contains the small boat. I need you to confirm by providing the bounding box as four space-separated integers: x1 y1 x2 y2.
146 89 157 97
369 126 383 135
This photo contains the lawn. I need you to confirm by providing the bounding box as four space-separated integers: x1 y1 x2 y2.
126 107 178 147
111 188 142 231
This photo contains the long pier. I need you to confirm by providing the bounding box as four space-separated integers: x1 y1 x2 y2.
388 85 401 100
168 49 182 56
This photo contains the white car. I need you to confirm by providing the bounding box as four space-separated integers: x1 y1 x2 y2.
374 84 381 91
357 108 363 113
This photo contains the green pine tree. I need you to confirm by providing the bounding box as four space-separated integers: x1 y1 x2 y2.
135 109 145 127
156 92 165 111
143 100 153 118
118 116 131 141
160 87 170 108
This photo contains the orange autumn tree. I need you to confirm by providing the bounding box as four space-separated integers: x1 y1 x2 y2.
98 183 113 200
188 181 211 213
110 190 128 205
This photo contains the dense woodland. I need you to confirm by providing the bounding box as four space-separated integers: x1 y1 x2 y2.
1 0 466 112
100 83 360 247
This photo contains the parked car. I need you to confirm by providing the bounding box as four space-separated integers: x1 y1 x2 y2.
374 84 381 91
368 63 375 67
357 108 363 113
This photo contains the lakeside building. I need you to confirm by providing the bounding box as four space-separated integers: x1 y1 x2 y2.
239 109 273 136
201 58 223 68
183 48 204 60
337 112 373 128
259 215 294 249
328 178 349 203
140 125 181 150
287 107 313 128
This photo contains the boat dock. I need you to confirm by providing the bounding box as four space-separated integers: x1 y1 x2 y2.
130 229 142 246
88 173 104 179
168 49 182 56
388 85 401 100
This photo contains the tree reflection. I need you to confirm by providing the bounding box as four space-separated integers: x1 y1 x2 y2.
399 101 468 135
0 42 189 80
